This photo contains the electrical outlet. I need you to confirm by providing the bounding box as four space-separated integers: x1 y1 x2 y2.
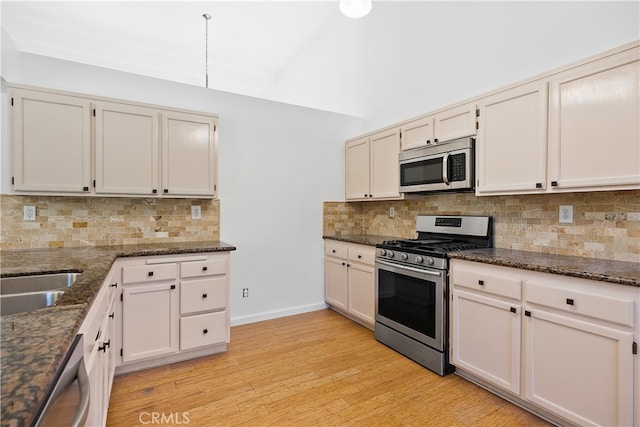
559 205 574 224
191 205 202 220
23 206 36 221
242 288 249 298
389 207 395 218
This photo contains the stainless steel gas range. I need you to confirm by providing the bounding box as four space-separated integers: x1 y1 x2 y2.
374 215 492 375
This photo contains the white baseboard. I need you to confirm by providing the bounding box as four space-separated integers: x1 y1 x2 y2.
230 302 329 326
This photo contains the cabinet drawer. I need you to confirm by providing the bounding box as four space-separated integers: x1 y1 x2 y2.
348 246 375 265
180 311 228 350
122 263 177 284
525 281 635 327
180 277 227 315
325 241 348 259
452 267 521 300
181 258 227 278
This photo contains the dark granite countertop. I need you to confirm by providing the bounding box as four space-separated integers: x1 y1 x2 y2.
449 248 640 287
322 234 402 247
1 241 236 426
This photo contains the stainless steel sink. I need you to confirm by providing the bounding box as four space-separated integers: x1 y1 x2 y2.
0 272 81 316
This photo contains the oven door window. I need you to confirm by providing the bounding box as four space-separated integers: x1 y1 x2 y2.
400 157 443 187
377 268 441 344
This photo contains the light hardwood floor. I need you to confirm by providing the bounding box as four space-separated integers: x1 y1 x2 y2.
107 309 550 426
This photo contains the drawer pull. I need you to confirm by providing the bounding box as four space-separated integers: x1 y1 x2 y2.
170 284 176 290
332 249 336 253
566 298 574 306
510 307 517 314
110 282 118 288
525 310 531 317
203 329 208 334
203 266 208 271
148 271 154 277
98 339 110 352
478 280 484 286
342 262 346 266
358 255 362 259
109 312 114 319
202 293 208 299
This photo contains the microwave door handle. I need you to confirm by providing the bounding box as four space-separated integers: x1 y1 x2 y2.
442 153 450 185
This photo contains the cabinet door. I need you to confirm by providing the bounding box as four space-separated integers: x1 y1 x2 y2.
548 47 640 191
345 137 371 200
11 89 91 193
400 116 433 151
122 282 178 363
476 81 548 194
370 128 401 199
162 112 217 197
434 103 477 143
94 102 159 195
524 309 634 426
325 257 348 311
347 262 375 326
451 289 521 394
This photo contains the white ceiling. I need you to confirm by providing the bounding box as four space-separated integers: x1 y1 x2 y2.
2 1 639 123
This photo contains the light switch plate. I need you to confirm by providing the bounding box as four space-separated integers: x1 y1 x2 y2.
559 205 573 224
24 205 36 221
191 205 202 220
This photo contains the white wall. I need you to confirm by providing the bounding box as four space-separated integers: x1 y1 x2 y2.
276 1 640 131
0 48 365 325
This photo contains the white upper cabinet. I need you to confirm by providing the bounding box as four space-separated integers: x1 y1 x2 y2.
400 103 476 151
162 112 218 198
345 128 403 201
476 80 548 194
94 102 159 195
11 88 92 193
548 46 640 192
8 85 219 198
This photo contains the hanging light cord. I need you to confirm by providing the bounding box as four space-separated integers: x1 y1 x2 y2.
203 13 211 88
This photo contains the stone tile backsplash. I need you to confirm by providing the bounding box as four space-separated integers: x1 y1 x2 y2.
0 195 219 250
323 190 640 263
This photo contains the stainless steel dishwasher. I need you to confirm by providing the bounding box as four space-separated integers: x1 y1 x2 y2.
33 334 90 427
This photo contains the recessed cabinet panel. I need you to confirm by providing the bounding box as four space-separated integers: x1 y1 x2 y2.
400 117 433 151
524 310 634 426
162 112 217 197
12 89 91 193
548 48 640 191
325 256 348 311
370 129 401 199
345 137 370 200
95 102 159 195
476 81 548 194
434 103 477 143
347 262 375 325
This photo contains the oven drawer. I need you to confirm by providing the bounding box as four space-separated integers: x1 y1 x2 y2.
325 241 348 258
348 246 375 265
525 281 635 327
452 264 521 300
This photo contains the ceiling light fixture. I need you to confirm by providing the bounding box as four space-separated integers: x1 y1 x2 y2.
339 0 372 19
203 13 211 88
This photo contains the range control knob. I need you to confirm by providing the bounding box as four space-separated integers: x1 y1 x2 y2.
387 251 395 258
426 257 435 265
416 256 424 264
379 249 387 257
401 253 408 261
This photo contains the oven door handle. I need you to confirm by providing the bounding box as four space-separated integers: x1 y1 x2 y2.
376 260 443 277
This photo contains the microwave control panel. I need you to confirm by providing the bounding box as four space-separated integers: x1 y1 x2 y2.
450 153 466 181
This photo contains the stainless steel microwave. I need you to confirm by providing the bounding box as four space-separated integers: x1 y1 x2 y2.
399 137 474 193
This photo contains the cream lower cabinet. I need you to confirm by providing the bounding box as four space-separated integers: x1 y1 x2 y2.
78 266 118 427
450 259 639 426
115 252 230 374
345 128 403 201
324 240 375 328
450 262 522 394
